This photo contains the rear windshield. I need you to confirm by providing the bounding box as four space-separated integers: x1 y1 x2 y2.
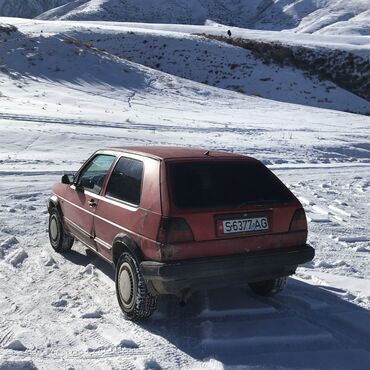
168 161 295 209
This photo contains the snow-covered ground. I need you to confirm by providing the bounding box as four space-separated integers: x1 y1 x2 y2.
0 13 370 370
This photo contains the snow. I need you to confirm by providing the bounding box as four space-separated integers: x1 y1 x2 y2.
33 0 370 36
1 5 370 370
0 236 18 250
3 18 370 115
0 0 71 18
81 309 104 319
0 359 37 369
1 0 370 38
4 340 27 352
5 248 28 266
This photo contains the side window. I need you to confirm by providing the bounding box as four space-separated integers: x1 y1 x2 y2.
106 157 144 205
77 154 115 194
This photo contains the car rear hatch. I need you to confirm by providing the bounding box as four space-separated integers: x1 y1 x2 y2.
159 158 306 260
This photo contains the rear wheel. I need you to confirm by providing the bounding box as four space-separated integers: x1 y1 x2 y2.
249 277 287 296
48 208 74 253
115 252 157 320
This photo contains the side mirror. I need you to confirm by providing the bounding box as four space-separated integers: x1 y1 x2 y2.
61 174 74 185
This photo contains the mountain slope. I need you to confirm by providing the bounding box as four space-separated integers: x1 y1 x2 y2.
254 0 370 34
5 18 370 114
316 9 370 35
0 0 71 18
65 27 370 114
293 0 370 34
37 0 263 25
0 0 368 35
36 0 370 35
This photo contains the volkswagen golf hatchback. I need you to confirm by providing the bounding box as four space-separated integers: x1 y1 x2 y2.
48 147 314 320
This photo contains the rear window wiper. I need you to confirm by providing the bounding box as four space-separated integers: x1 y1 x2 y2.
237 199 275 208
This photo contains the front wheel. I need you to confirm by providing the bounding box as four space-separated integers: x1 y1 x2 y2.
249 277 287 296
48 208 74 253
115 252 157 320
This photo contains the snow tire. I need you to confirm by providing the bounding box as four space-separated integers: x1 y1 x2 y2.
48 208 74 253
249 276 287 296
115 252 157 320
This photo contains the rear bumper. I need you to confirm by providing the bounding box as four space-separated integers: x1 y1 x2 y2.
141 244 314 295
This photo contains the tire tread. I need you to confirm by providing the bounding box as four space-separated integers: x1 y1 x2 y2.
249 276 287 296
48 208 74 253
116 253 157 320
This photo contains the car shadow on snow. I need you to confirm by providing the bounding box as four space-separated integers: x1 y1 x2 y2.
63 245 370 369
143 278 370 369
63 242 115 281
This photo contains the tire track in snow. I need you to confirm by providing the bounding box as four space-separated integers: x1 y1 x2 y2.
0 112 266 135
0 326 13 348
265 286 370 351
145 281 370 367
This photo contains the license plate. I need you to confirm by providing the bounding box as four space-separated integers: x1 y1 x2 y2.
221 217 269 234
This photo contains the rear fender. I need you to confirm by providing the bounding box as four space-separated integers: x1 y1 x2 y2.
112 234 142 266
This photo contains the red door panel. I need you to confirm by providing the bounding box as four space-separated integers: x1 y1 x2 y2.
61 186 97 249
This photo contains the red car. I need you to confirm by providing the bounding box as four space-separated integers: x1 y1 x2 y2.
48 147 314 320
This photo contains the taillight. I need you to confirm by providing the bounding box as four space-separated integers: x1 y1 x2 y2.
157 217 194 244
289 208 307 231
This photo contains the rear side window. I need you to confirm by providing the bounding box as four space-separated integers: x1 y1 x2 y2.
169 161 295 209
106 157 143 205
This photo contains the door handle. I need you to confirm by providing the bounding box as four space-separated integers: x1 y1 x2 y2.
88 199 97 208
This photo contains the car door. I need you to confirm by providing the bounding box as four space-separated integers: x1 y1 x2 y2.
94 156 145 260
62 153 116 249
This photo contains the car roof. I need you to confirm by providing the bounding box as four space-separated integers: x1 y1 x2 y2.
105 146 253 161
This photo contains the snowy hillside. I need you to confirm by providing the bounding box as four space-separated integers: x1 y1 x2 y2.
0 0 71 18
35 0 370 35
317 10 370 36
0 20 370 369
4 18 370 114
12 0 367 114
295 0 370 35
0 0 369 35
69 28 370 113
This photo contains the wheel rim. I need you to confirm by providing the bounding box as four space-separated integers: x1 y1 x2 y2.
118 262 136 309
50 216 59 242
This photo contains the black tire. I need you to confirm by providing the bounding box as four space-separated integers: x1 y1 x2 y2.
48 208 74 253
115 252 157 320
249 276 287 296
